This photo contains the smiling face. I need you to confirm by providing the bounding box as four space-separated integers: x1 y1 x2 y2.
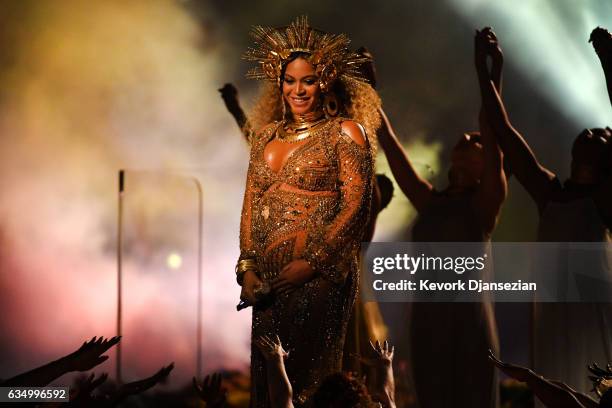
282 57 321 116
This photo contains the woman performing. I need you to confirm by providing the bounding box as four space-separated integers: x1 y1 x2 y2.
376 29 506 407
235 16 381 407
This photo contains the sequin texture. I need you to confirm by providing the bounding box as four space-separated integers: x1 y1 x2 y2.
239 117 373 407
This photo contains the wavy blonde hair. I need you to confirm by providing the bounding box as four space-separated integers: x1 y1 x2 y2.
249 76 381 153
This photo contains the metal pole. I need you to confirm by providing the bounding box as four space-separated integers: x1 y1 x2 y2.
115 169 204 381
116 170 125 384
193 178 204 381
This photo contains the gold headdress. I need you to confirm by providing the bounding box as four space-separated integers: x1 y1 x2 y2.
243 16 370 92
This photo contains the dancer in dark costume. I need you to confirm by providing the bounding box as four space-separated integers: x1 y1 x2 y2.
375 29 507 408
478 26 612 396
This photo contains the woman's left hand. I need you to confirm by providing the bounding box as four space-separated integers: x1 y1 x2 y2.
272 259 316 295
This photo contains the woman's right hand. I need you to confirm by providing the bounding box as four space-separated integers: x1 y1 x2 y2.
240 269 262 306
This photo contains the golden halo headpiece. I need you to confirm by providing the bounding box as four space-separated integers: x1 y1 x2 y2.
243 16 371 92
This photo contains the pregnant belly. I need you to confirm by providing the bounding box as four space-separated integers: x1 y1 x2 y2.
254 185 338 277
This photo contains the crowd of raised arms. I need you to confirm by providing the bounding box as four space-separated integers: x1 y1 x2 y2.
3 25 611 408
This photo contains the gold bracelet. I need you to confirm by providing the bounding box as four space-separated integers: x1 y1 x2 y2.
236 258 257 285
236 259 257 271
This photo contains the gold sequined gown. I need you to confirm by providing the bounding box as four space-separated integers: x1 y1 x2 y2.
239 117 373 407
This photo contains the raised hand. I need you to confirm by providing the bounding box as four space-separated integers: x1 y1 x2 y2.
588 362 612 397
361 340 396 408
69 373 109 406
475 27 503 78
111 363 174 404
361 340 394 368
590 27 612 61
254 335 294 407
255 335 289 362
483 28 503 67
488 349 531 382
218 83 241 113
67 336 121 372
193 373 227 407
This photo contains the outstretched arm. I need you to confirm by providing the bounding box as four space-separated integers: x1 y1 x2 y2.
590 27 612 108
594 131 612 228
488 351 586 408
377 108 433 212
475 28 557 212
474 28 507 233
1 336 120 387
255 336 294 408
361 340 396 408
550 381 599 408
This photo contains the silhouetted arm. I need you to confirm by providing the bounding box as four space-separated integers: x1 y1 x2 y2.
590 27 612 108
475 29 557 212
489 351 586 408
476 112 507 233
551 381 599 408
594 142 612 229
377 108 433 212
219 83 254 143
1 337 119 387
473 28 508 233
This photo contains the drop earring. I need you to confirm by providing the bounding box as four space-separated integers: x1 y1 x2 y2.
323 93 339 118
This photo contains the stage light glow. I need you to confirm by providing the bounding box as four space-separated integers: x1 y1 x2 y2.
448 0 612 129
374 138 442 241
167 252 183 270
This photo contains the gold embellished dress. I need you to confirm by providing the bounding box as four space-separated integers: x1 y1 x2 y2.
239 117 373 407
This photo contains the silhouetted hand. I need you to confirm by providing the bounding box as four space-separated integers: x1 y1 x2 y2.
67 336 121 372
488 349 531 382
588 362 612 397
116 363 173 401
590 27 612 61
193 373 227 407
484 28 502 62
219 83 241 115
475 27 503 76
69 373 109 405
272 259 315 295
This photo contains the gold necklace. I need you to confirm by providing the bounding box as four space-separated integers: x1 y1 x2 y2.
278 115 329 142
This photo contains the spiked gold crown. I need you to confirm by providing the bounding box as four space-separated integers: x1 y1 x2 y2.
243 16 370 92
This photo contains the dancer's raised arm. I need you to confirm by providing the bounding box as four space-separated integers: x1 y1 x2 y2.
219 83 254 143
377 108 433 212
475 28 557 212
488 351 586 408
590 27 612 108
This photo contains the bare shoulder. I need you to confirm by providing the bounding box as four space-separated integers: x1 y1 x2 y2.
340 120 368 147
